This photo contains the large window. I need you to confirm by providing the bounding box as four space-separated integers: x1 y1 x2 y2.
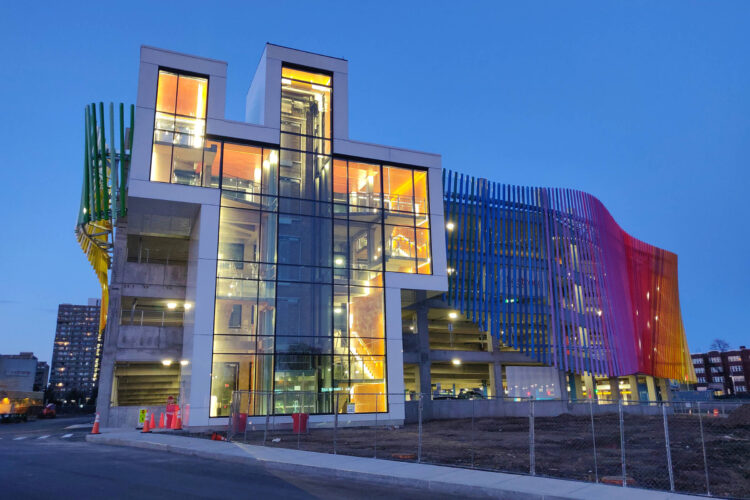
150 70 209 186
208 66 432 417
334 159 432 275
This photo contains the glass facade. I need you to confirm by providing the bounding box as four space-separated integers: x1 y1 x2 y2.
149 65 431 417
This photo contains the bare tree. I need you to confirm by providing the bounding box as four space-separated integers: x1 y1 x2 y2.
710 338 730 352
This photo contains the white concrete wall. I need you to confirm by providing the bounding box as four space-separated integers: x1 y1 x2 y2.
181 204 219 427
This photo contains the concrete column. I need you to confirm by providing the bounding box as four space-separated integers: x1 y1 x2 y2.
627 375 639 402
571 373 585 401
657 378 670 402
415 293 432 418
96 219 129 426
558 370 570 402
582 372 596 401
384 287 406 421
181 203 219 427
608 377 621 402
646 376 657 403
491 362 504 399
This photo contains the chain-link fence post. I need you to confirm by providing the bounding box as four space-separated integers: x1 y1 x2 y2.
227 391 236 441
244 392 250 442
470 397 475 468
263 392 270 446
662 403 674 491
374 393 378 459
417 393 423 463
334 392 339 455
589 397 599 483
529 397 535 476
697 402 711 496
619 399 627 487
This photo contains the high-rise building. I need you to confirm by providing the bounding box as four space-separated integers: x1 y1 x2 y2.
76 45 694 428
691 347 750 395
49 299 102 402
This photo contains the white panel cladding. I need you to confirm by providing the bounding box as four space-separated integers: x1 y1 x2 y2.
140 46 227 79
181 203 219 426
129 107 155 183
245 50 267 125
385 287 406 421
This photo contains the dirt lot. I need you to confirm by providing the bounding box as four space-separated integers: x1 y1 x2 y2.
213 406 750 498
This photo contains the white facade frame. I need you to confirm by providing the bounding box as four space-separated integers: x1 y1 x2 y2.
121 44 447 428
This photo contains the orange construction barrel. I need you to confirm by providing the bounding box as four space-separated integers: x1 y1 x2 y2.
292 413 309 434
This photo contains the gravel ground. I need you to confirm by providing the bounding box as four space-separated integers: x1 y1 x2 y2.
189 405 750 498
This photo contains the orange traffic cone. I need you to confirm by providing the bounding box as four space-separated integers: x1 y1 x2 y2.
90 412 101 435
159 412 165 429
142 411 151 433
149 412 156 431
172 407 182 430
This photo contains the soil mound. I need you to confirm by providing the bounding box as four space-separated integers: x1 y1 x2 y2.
725 403 750 426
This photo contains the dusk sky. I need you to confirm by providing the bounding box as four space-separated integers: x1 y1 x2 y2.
2 2 748 364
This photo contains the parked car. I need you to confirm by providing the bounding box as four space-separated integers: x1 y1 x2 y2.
457 389 486 400
40 403 56 418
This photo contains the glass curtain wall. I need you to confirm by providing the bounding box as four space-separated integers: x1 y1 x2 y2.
208 66 432 417
150 70 210 186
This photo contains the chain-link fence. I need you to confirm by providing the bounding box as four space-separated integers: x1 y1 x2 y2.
223 391 749 498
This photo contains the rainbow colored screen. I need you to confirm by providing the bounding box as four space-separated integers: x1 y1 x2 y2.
444 170 695 382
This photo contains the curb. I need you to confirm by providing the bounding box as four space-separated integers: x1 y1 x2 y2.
86 434 695 500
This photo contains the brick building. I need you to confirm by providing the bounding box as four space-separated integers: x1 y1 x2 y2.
691 346 750 395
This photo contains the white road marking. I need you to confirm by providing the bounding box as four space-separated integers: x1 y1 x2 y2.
38 435 50 440
61 433 73 438
64 424 92 430
13 436 27 440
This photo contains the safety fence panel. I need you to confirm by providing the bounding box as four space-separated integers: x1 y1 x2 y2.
224 392 749 498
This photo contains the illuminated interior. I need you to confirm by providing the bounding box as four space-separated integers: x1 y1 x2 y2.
150 70 209 186
179 64 434 416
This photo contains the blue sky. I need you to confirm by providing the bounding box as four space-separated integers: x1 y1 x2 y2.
1 2 748 364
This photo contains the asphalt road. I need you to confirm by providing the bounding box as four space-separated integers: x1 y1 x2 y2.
0 417 452 499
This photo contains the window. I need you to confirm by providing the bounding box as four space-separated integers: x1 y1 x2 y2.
730 365 743 373
733 376 745 382
710 357 721 363
728 355 741 362
694 367 704 374
736 385 747 392
692 358 703 365
697 377 706 383
711 367 723 373
281 67 331 141
349 162 382 211
151 70 209 186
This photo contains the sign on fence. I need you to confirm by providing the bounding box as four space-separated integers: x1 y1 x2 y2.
137 408 147 428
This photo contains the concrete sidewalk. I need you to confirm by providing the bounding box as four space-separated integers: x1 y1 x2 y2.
87 430 698 499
